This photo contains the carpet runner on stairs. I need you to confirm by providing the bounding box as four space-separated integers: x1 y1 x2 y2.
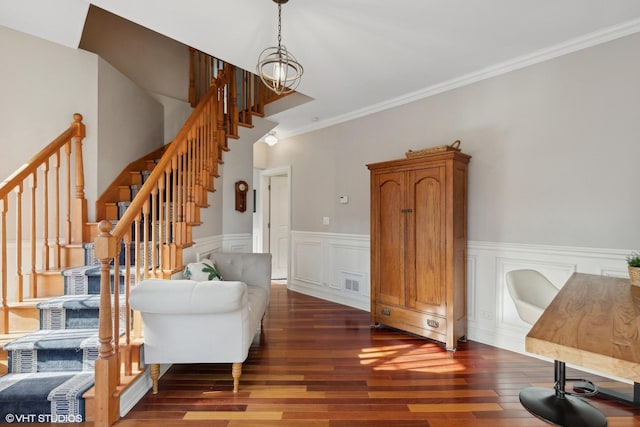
0 244 131 423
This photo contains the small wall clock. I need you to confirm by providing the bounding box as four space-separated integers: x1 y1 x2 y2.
235 180 249 212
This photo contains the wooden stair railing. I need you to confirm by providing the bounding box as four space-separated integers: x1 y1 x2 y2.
189 47 284 129
0 114 86 334
92 74 232 426
90 48 289 427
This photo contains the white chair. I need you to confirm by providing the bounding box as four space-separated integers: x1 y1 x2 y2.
129 252 272 393
505 269 559 325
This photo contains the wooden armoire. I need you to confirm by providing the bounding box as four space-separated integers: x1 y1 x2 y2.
367 150 470 351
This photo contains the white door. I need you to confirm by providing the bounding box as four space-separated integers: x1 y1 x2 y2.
269 175 289 279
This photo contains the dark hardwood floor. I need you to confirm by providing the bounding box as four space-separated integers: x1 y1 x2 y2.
115 284 640 426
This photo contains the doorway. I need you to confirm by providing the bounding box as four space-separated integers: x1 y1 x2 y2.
255 166 291 280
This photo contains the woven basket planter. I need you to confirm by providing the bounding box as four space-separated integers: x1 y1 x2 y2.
629 266 640 287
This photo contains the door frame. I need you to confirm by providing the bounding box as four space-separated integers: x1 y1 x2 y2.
254 166 292 278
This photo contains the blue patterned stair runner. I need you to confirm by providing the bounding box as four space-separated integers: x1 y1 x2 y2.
0 243 136 423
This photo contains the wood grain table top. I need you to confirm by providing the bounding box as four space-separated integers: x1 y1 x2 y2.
526 272 640 382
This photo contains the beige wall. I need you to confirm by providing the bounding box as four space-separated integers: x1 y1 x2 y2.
1 25 166 221
0 25 99 216
96 58 164 197
80 6 192 143
267 32 640 250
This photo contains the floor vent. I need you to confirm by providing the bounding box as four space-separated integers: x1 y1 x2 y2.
345 278 360 292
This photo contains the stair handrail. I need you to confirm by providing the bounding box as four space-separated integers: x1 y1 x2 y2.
93 49 281 426
0 114 86 334
92 73 229 425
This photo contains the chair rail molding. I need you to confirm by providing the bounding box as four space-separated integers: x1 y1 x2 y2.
289 232 631 357
467 240 630 355
289 231 370 312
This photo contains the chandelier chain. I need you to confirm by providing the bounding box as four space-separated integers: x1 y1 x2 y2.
277 4 282 47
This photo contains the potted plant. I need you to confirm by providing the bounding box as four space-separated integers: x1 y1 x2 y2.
627 251 640 287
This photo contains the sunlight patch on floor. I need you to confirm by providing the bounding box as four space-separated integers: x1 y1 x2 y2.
359 343 467 373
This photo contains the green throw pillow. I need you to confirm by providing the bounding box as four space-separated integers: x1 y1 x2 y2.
184 260 223 281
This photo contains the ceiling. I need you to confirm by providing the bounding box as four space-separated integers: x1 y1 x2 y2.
2 0 640 138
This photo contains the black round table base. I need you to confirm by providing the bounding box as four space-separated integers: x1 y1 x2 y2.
519 387 607 427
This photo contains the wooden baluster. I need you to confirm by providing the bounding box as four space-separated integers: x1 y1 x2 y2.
64 141 72 245
202 101 210 191
150 186 158 277
185 137 193 225
229 64 239 136
188 47 196 107
30 173 37 298
218 84 229 152
1 196 8 333
193 119 201 207
164 167 171 261
134 213 141 285
175 150 184 246
200 51 206 104
54 150 61 269
112 236 121 384
15 184 23 303
123 230 132 376
198 112 205 204
72 113 86 244
42 161 49 270
207 99 214 189
142 199 150 280
94 220 118 426
170 158 178 268
157 172 166 273
258 75 268 115
211 96 220 180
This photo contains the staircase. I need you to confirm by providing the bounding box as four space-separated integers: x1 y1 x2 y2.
0 261 127 423
0 49 283 425
0 148 165 423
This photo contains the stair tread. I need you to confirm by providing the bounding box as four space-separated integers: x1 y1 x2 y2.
3 329 100 351
0 371 94 420
0 332 30 347
38 294 126 310
7 298 52 309
0 370 94 400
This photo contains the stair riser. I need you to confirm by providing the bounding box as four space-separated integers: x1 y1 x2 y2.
60 245 86 269
36 274 64 298
7 307 39 333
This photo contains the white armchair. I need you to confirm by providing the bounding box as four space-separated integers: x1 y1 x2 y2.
129 252 272 393
506 269 559 325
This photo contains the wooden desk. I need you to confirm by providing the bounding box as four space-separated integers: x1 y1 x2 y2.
521 272 640 426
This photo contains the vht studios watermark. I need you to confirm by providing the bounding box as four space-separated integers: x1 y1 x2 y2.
4 413 83 423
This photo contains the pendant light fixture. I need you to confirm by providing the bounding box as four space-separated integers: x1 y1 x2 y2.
256 0 303 95
264 131 279 146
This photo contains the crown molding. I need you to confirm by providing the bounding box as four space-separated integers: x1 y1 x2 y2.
284 18 640 140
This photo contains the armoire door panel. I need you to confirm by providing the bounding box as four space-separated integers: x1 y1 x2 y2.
375 173 405 306
411 167 446 314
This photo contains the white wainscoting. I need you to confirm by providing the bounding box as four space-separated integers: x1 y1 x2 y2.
288 231 632 356
185 233 253 264
467 241 629 355
289 231 371 311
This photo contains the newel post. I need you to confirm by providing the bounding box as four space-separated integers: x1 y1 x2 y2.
93 220 119 426
71 113 87 243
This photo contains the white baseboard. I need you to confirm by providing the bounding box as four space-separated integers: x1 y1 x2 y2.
288 231 631 357
119 363 170 417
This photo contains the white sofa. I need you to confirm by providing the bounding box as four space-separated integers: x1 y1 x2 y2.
129 252 272 393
